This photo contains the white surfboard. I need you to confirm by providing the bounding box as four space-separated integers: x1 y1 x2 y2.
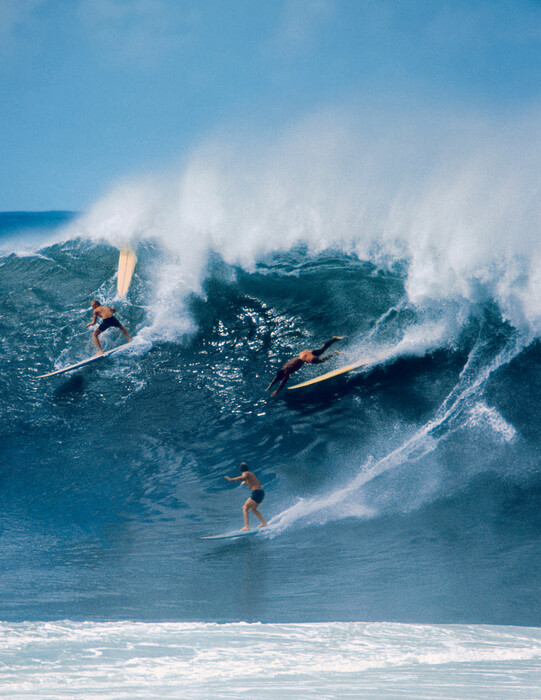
117 247 137 298
288 357 369 390
37 344 128 379
201 529 261 541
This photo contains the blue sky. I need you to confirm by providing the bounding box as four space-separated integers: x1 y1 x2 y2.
1 0 541 211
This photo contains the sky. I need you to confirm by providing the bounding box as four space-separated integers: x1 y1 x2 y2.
1 0 541 211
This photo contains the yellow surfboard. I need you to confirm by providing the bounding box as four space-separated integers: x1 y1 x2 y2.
117 248 137 298
288 358 369 390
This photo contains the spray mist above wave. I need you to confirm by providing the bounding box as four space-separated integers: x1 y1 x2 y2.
67 105 541 342
269 329 524 535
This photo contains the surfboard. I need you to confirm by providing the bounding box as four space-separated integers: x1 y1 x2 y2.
288 358 368 390
201 529 260 541
117 247 137 298
37 344 128 379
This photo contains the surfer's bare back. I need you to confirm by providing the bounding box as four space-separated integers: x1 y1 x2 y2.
266 336 343 396
225 462 267 530
86 300 131 355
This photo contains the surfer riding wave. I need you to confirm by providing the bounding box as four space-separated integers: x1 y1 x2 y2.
266 336 343 396
86 300 131 355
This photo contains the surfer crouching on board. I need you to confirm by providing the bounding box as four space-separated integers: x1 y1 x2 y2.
86 300 131 355
225 462 268 530
266 336 343 396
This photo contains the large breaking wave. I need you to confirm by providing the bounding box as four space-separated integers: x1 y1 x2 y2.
1 106 540 624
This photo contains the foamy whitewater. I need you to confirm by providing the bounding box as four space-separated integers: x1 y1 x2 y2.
1 621 540 699
1 111 540 695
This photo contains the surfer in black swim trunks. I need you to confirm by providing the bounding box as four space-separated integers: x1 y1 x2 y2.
225 462 268 530
86 299 131 355
266 336 343 396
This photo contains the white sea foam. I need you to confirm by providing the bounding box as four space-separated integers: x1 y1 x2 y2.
57 103 541 347
347 312 464 370
270 333 525 533
14 105 535 534
0 620 539 699
51 106 539 529
468 401 517 443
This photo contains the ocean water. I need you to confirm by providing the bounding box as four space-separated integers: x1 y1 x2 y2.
1 621 540 699
1 198 540 696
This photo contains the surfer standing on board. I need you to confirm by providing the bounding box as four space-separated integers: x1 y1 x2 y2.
266 336 343 396
225 462 268 530
86 300 131 355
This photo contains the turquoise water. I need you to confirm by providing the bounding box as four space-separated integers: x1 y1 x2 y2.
1 211 540 695
1 212 540 625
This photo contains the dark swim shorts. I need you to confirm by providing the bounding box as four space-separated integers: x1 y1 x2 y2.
99 316 121 331
250 489 265 504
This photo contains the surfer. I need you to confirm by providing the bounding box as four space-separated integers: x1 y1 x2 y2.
225 462 268 530
86 300 131 355
266 336 343 396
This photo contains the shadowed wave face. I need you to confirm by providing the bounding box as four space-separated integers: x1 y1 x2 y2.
1 168 540 627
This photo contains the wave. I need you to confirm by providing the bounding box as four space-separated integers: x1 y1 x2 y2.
2 621 540 698
269 325 524 534
2 107 541 625
55 105 541 344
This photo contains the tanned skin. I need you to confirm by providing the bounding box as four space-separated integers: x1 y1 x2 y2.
86 300 131 355
225 464 268 530
266 336 343 396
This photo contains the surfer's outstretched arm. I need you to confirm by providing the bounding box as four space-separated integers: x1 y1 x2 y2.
86 310 98 327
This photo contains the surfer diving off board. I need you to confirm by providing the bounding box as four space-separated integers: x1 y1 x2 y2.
266 336 343 396
225 462 268 530
86 299 131 355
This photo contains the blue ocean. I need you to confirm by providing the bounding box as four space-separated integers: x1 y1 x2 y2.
1 202 540 697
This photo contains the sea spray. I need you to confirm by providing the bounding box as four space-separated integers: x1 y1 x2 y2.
1 113 540 624
269 323 527 533
52 106 541 351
